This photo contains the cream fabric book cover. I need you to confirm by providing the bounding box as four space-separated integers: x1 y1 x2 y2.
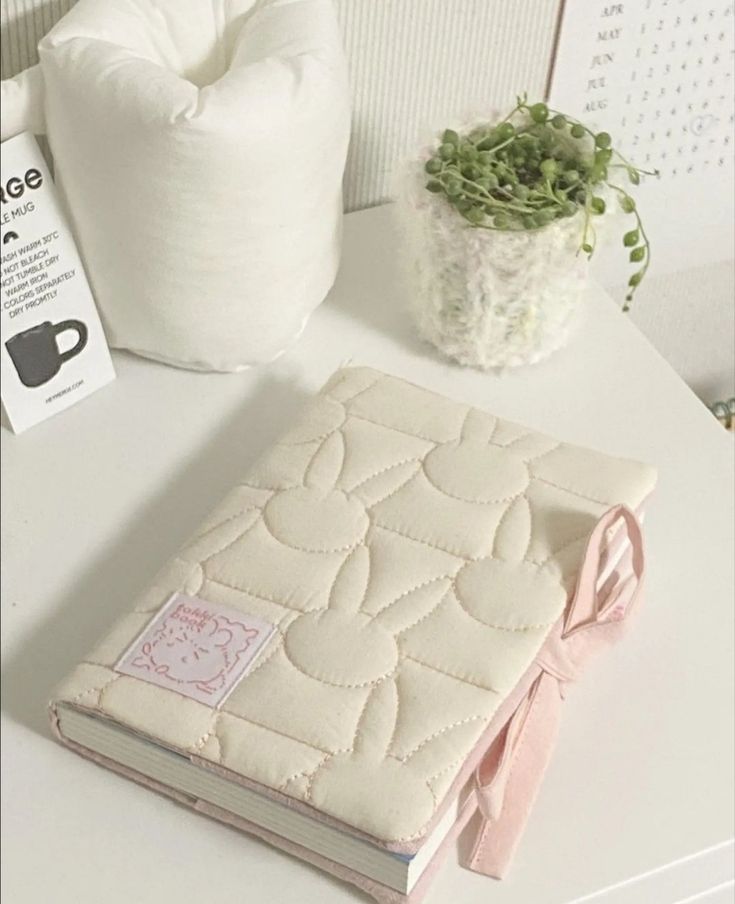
50 366 656 900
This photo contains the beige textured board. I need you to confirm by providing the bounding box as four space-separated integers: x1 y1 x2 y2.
51 367 656 846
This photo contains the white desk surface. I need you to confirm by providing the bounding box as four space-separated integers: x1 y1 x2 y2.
2 205 733 904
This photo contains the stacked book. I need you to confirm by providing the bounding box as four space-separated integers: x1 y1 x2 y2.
51 367 655 902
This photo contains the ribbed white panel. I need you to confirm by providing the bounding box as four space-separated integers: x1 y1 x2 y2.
0 0 561 210
0 0 73 78
335 0 561 210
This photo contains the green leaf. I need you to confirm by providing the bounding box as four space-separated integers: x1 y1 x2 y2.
425 179 443 193
582 242 593 254
623 229 639 247
496 122 516 141
442 129 459 146
619 195 636 213
627 168 641 185
591 196 606 214
589 164 608 183
464 206 485 225
629 246 646 262
628 271 643 287
529 102 549 123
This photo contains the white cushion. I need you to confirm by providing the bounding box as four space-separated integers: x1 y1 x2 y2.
23 0 350 370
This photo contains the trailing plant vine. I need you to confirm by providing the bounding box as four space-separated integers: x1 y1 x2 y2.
424 94 658 310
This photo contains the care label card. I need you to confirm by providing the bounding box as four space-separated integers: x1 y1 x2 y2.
115 593 276 708
1 132 115 433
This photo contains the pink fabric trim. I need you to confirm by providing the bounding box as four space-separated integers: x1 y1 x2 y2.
462 504 646 879
397 500 645 854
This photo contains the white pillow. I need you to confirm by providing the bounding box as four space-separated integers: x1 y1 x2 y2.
2 0 350 371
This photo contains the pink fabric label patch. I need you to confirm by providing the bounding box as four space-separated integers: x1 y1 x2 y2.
115 593 275 707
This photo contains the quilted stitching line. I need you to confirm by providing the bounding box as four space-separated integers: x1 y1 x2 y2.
261 502 365 554
491 496 517 558
71 671 121 706
427 756 468 784
524 491 535 560
280 638 398 689
196 512 262 564
302 430 340 489
384 685 402 756
236 480 296 493
528 472 615 506
527 531 591 567
393 586 450 636
334 428 349 487
511 438 562 462
360 465 423 510
347 412 445 445
486 416 500 442
421 459 526 506
281 405 345 447
348 679 396 754
451 579 555 632
300 683 379 800
277 753 336 792
392 715 487 762
218 709 334 757
202 573 323 614
357 543 372 613
403 656 501 694
371 574 456 619
238 629 286 679
190 713 222 759
372 521 475 560
460 406 496 442
346 456 424 494
333 372 384 406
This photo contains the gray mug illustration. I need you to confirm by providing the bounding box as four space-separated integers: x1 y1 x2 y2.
5 319 88 388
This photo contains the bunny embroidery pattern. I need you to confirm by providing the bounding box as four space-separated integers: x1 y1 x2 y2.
116 595 275 706
58 367 655 844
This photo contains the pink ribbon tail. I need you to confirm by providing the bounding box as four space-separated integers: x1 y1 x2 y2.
461 504 646 879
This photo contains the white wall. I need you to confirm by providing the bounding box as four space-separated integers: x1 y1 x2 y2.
2 0 733 404
333 0 560 211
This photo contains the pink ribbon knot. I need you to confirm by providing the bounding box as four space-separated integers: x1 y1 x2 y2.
463 505 646 879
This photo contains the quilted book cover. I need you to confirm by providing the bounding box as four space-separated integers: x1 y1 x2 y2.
50 366 656 902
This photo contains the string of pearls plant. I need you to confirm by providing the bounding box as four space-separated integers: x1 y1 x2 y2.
423 95 658 310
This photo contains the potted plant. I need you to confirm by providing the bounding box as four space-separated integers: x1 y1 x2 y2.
396 94 656 369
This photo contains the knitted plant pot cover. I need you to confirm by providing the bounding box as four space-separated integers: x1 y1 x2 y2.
396 140 594 370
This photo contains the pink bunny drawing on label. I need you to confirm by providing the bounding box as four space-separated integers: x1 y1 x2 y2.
116 594 276 706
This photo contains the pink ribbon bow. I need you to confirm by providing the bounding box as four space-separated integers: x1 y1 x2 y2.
463 505 646 879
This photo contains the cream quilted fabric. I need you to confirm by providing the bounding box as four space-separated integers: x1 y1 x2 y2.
52 367 656 845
